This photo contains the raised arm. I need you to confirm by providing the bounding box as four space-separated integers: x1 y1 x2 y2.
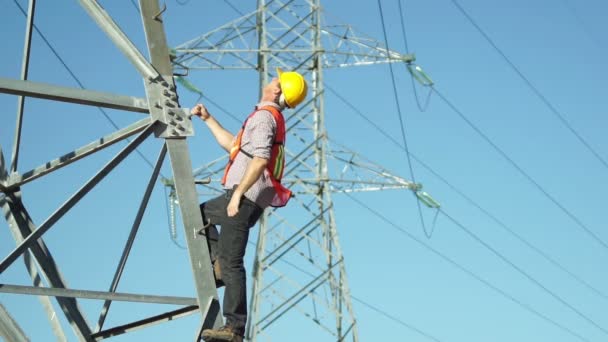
191 103 234 152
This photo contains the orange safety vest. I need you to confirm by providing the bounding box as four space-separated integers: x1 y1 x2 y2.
221 106 292 207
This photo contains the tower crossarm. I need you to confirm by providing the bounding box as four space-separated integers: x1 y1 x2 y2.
172 10 415 71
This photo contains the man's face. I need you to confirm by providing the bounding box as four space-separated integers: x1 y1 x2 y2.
264 77 282 101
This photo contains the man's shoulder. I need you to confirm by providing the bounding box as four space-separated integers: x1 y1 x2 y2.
250 108 277 126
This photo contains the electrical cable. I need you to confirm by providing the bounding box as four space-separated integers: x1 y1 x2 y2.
397 0 433 112
392 0 608 252
377 0 433 238
448 0 608 171
129 0 139 13
351 295 445 342
12 0 162 177
439 207 608 337
560 0 603 49
344 193 591 342
327 82 608 302
223 0 247 17
244 241 445 342
431 87 608 251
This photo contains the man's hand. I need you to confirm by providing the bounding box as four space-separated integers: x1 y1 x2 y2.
191 103 210 121
227 193 241 217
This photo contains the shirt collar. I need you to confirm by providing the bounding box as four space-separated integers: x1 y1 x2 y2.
256 101 281 110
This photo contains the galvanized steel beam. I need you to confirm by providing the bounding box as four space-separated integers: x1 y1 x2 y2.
91 305 199 341
6 117 151 189
11 0 36 174
0 304 29 342
77 0 157 79
138 0 222 331
0 77 149 113
95 143 167 332
0 123 155 275
0 284 197 306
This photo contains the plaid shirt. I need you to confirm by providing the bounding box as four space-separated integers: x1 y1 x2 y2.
223 101 280 208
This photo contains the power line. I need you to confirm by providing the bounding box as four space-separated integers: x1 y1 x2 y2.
397 0 433 112
377 0 432 237
351 295 445 342
432 86 608 251
439 208 608 337
241 239 445 342
196 81 608 326
344 193 591 342
328 82 608 303
560 0 604 50
367 0 608 302
12 0 161 175
447 0 608 171
129 0 139 13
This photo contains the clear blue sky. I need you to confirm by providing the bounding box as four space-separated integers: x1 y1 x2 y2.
1 0 607 341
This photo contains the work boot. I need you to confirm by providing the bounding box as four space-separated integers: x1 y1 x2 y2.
213 260 225 288
201 325 243 342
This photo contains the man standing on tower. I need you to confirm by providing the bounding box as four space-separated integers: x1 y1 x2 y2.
191 68 307 342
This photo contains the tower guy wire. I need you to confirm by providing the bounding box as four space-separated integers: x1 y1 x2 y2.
447 0 608 171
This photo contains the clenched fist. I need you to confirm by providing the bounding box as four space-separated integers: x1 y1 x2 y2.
191 103 211 121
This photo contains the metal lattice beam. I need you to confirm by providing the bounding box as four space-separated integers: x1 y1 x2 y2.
0 0 224 340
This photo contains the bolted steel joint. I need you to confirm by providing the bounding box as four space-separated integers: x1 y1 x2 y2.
145 75 194 138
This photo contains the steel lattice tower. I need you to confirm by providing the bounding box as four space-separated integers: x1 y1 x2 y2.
169 1 426 341
0 1 433 341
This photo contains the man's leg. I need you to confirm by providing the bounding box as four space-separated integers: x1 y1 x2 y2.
203 192 263 340
200 193 232 262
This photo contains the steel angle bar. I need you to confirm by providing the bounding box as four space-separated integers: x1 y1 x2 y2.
265 265 338 313
283 138 320 170
90 305 199 341
0 123 156 274
339 322 356 341
8 117 152 189
95 143 167 332
12 0 37 174
263 208 329 267
0 303 29 342
0 284 197 306
138 0 221 330
292 51 319 72
266 286 337 336
0 78 149 113
0 193 91 340
77 0 157 79
173 9 258 50
258 260 341 329
22 253 67 341
1 181 66 340
321 29 415 61
268 10 315 48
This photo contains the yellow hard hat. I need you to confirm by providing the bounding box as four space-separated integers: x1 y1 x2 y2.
276 67 307 108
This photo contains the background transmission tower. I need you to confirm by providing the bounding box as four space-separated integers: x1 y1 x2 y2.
169 1 429 340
